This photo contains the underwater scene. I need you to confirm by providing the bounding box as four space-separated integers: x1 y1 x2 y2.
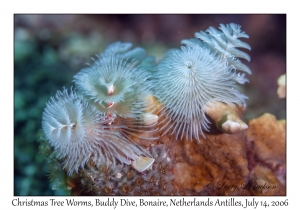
14 14 286 196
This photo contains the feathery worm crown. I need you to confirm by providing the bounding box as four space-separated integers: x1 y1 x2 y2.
182 22 251 75
73 43 155 118
155 23 251 142
42 88 100 174
42 88 151 175
73 42 158 141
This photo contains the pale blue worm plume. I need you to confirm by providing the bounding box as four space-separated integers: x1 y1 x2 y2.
155 23 251 142
183 23 252 76
73 42 158 140
42 88 151 176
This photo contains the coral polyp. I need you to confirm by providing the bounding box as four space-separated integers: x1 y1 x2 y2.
42 88 150 175
78 145 177 196
154 23 251 142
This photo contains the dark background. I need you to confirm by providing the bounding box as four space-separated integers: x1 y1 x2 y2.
14 14 286 195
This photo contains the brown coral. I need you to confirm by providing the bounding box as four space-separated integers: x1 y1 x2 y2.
161 131 249 195
158 112 285 196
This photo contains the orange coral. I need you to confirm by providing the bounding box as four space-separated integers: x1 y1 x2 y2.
245 113 286 195
246 113 286 167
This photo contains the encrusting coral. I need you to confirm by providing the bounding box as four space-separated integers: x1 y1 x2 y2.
40 23 286 196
